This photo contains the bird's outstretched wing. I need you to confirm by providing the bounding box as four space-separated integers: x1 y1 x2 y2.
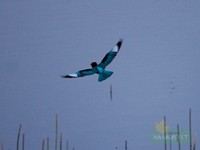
62 68 96 78
99 39 123 68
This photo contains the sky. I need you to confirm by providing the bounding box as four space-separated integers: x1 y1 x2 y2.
0 0 200 150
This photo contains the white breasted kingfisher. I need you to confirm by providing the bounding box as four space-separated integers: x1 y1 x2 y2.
62 39 123 82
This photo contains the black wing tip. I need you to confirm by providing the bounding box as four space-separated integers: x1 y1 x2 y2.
117 39 123 49
61 75 72 78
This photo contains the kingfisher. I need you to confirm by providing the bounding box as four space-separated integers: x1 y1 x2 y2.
62 39 123 82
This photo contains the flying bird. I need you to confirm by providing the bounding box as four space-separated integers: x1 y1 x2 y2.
62 39 123 82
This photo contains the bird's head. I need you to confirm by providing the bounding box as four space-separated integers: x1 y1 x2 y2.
90 62 97 68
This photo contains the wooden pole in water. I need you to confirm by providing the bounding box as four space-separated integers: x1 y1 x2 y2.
1 142 4 150
189 108 192 150
60 133 62 150
177 124 181 150
110 84 112 101
42 139 45 150
169 131 172 150
55 114 58 150
17 124 22 150
125 140 127 150
193 131 196 150
22 134 25 150
164 116 167 150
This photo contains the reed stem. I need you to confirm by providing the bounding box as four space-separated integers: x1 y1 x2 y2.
177 124 181 150
42 139 45 150
169 131 172 150
164 116 167 150
22 134 25 150
17 124 22 150
1 142 4 150
189 108 192 150
193 131 196 150
55 114 58 150
60 133 62 150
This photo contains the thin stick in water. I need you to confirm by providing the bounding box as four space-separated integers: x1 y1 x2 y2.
164 116 167 150
1 142 4 150
55 114 58 150
125 140 127 150
42 139 45 150
177 124 181 150
189 108 192 150
110 84 112 101
60 133 62 150
193 131 196 150
17 124 22 150
169 131 172 150
22 134 25 150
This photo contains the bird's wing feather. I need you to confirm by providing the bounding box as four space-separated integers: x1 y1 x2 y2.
62 68 96 78
99 39 123 68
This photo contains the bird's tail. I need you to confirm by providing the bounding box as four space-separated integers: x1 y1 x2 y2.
98 70 113 82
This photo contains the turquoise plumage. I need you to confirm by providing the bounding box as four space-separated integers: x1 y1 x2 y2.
62 39 123 82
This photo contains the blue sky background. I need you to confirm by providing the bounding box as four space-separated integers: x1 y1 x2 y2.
1 0 200 150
